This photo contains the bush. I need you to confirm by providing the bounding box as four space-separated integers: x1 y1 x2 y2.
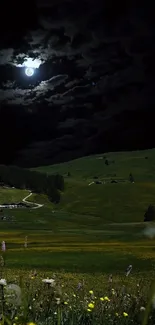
105 159 109 166
144 204 155 222
129 173 134 183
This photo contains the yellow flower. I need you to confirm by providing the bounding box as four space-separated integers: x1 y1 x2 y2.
87 308 92 312
89 290 93 294
88 303 95 309
27 323 36 325
123 312 128 317
64 301 68 305
73 294 76 297
104 296 110 301
100 297 104 301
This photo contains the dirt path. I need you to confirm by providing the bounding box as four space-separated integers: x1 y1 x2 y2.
23 192 44 209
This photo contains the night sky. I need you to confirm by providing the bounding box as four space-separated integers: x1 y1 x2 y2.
0 1 155 166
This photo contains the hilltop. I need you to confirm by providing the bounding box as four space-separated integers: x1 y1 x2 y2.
33 148 155 224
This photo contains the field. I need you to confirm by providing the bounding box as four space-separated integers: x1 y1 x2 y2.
1 149 155 324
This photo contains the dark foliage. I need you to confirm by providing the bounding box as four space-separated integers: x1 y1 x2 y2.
0 165 64 203
144 204 155 222
105 159 109 166
129 173 134 183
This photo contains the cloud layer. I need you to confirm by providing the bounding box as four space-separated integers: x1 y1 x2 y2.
0 1 155 165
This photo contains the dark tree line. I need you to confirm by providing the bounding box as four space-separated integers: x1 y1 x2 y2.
0 165 64 203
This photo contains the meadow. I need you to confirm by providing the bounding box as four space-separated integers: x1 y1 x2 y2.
0 149 155 324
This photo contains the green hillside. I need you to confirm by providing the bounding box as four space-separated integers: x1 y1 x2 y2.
0 149 155 276
34 148 154 180
33 148 155 223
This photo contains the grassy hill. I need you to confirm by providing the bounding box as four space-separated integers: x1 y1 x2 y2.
32 148 155 223
0 148 155 276
34 148 154 181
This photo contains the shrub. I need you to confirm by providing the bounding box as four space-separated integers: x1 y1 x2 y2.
144 204 155 222
105 159 109 166
129 173 134 183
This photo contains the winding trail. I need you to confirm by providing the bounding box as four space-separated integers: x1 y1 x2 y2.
23 192 44 209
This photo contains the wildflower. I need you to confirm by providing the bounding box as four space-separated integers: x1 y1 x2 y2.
104 296 110 301
42 278 55 286
100 297 104 301
64 301 68 305
0 279 7 285
88 303 94 309
87 309 92 312
56 298 61 305
126 265 132 276
14 317 18 321
123 312 128 317
1 241 6 252
73 294 76 297
89 290 93 294
77 282 82 290
24 236 28 248
30 270 37 278
27 323 36 325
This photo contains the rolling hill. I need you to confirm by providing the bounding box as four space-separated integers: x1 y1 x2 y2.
32 148 155 224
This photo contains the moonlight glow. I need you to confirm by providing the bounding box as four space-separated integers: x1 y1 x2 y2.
17 58 41 77
25 67 35 77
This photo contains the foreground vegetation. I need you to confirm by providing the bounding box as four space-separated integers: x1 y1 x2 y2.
0 149 155 323
0 265 155 325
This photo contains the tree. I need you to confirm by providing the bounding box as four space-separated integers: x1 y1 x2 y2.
0 165 64 203
144 204 155 222
105 159 109 166
129 173 134 183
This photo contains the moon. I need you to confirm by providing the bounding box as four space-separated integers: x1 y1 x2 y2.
25 67 34 77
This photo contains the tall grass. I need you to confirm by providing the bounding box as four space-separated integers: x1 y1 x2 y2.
0 255 155 325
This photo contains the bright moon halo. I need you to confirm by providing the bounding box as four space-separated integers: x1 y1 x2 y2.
25 67 34 77
17 58 41 77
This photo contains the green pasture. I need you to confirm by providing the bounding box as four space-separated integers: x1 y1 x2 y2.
0 148 155 279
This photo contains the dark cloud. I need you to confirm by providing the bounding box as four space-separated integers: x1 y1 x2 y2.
0 0 155 165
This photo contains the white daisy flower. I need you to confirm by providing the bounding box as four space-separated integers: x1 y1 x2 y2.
42 278 55 286
0 279 7 285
